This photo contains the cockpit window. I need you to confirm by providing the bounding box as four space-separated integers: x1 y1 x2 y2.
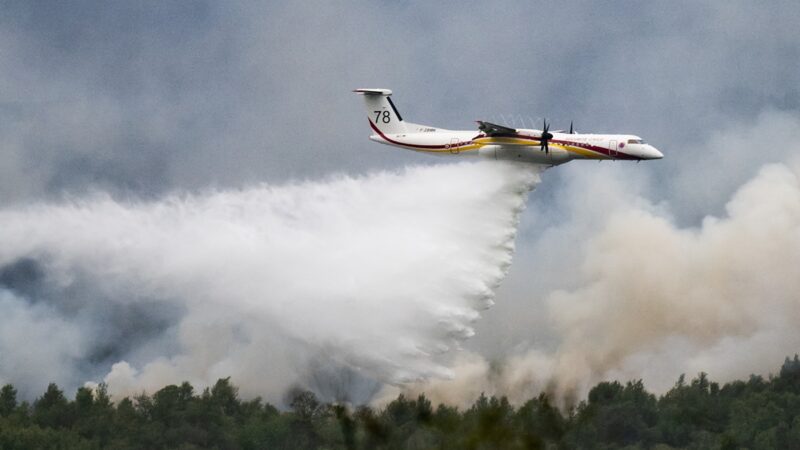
627 139 644 144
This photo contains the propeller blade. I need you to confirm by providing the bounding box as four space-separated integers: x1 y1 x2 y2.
539 119 544 152
539 118 553 154
569 120 574 134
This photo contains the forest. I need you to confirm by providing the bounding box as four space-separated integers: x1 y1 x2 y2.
0 356 799 449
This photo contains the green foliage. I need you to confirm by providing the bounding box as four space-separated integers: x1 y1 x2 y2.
567 380 658 448
0 356 799 449
33 383 71 429
514 394 564 448
0 384 17 417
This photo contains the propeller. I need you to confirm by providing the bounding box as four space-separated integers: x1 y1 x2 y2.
540 119 554 154
569 120 574 134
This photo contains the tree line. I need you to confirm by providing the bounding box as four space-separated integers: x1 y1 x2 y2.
1 355 799 449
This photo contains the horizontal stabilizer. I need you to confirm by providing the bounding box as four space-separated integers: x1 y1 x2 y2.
353 88 393 96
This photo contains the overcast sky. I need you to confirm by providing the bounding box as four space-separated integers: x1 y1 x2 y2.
1 1 800 399
1 1 797 203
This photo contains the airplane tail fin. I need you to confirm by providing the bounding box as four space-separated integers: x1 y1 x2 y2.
353 88 408 135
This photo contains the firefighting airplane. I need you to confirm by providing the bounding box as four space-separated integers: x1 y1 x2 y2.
354 88 663 164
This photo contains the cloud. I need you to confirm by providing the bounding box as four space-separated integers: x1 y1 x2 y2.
2 1 799 203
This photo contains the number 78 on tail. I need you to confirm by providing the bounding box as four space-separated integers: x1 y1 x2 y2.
354 88 663 165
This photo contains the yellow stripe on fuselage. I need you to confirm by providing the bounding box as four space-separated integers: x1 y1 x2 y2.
400 137 613 159
557 144 607 159
474 137 536 146
412 144 482 154
473 137 609 159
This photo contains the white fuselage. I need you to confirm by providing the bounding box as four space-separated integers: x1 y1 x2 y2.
368 123 663 165
355 88 663 165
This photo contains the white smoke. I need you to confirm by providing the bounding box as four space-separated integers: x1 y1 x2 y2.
0 161 540 402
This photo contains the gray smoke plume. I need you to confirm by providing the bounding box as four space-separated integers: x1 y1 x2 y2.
547 160 800 396
0 161 540 402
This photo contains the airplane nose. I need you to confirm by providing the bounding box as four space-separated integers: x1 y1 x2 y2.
644 145 663 159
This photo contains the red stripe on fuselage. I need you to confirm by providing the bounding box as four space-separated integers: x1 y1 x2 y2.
368 120 471 149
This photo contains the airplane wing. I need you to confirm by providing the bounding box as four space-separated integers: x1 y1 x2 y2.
476 121 518 136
